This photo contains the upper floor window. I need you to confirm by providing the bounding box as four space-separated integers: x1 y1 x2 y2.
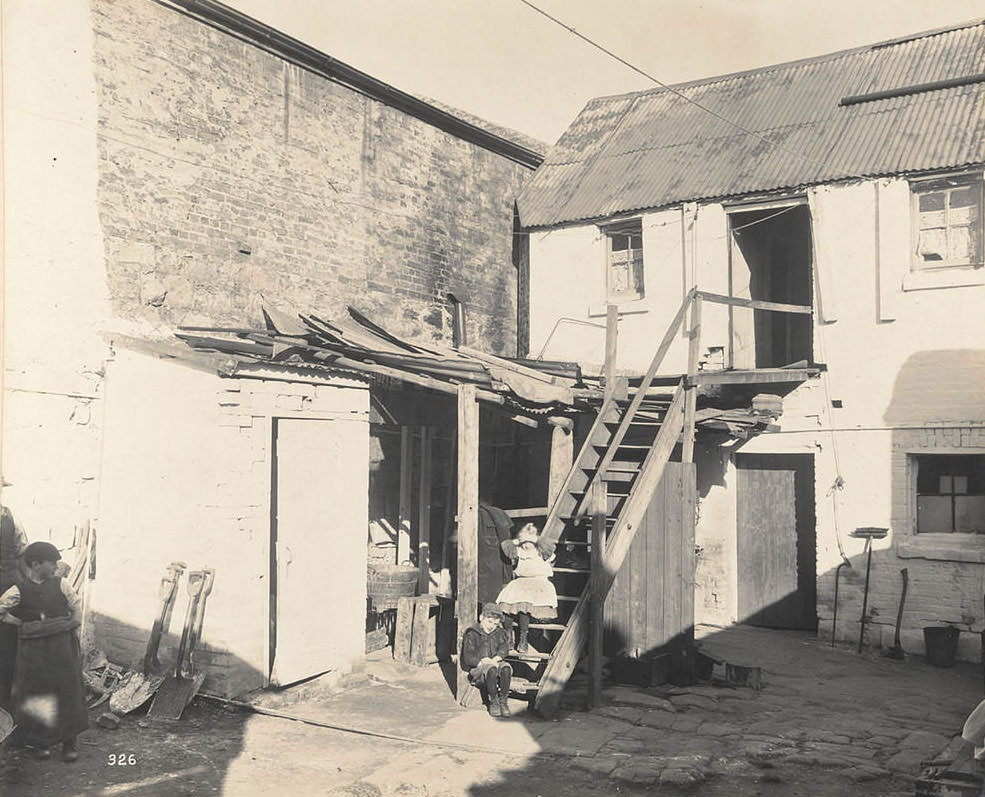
915 454 985 534
604 220 644 300
911 173 983 271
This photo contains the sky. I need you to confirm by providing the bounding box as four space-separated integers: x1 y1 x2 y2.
226 0 985 145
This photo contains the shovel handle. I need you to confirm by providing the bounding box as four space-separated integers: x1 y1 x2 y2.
173 572 205 678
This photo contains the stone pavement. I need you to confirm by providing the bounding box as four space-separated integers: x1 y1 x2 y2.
246 623 984 795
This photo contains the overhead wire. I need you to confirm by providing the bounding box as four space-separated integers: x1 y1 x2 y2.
516 0 833 172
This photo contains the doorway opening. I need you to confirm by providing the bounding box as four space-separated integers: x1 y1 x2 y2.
728 204 814 369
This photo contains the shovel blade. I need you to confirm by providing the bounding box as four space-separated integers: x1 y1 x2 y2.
146 672 206 721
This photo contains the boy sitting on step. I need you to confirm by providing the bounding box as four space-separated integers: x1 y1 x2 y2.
460 603 513 717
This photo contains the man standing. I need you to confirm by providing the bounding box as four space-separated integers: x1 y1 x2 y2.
0 480 29 709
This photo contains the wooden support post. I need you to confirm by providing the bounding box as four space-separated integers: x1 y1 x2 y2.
417 426 433 594
398 426 413 566
588 478 607 709
604 304 618 401
548 424 573 507
455 385 479 702
683 294 702 463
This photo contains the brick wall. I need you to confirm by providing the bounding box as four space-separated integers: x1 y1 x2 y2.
90 0 533 355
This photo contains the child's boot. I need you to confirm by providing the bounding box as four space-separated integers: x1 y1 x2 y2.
517 624 529 654
484 670 501 717
61 738 78 763
497 668 512 717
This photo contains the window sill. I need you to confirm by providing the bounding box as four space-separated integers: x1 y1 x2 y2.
902 265 985 292
897 534 985 563
588 299 649 317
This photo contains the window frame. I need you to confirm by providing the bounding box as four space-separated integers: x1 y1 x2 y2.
602 219 645 302
898 447 985 564
909 172 984 273
912 452 985 535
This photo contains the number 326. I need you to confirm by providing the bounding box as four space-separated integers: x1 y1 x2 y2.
107 753 137 766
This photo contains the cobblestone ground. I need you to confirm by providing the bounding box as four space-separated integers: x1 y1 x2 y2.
1 625 980 795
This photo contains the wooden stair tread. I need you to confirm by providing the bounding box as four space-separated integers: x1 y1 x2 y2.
507 651 551 662
552 566 590 573
529 622 566 630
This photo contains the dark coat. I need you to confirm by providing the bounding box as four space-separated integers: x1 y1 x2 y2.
477 503 513 604
460 622 510 672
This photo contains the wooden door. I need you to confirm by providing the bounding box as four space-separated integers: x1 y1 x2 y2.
604 462 696 657
736 453 816 630
270 417 367 686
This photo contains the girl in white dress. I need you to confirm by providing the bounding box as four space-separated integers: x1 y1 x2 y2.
496 524 557 653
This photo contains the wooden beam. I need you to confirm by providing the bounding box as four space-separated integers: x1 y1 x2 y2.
504 507 550 518
398 427 413 565
695 291 812 315
548 425 574 507
682 295 702 463
588 478 607 710
604 304 618 401
417 427 434 594
687 367 817 386
455 384 480 702
319 352 506 405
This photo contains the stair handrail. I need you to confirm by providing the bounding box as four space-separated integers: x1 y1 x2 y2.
570 288 696 523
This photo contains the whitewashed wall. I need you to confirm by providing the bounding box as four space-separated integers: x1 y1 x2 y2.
529 178 985 658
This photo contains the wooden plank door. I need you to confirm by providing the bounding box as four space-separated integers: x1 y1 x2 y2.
736 453 815 629
604 461 696 657
270 417 368 686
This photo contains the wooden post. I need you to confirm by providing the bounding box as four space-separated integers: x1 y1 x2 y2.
548 424 573 507
398 426 413 565
604 304 618 401
455 385 479 701
588 478 607 709
417 426 433 593
682 295 702 464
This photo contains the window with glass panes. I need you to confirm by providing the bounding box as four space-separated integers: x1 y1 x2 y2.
604 221 644 299
911 174 983 270
914 454 985 533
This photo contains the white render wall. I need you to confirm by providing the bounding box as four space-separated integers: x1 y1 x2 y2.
528 178 985 658
93 349 370 696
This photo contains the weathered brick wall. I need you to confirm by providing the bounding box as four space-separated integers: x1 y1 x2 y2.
90 0 533 355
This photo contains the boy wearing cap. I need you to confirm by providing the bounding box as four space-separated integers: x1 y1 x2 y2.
0 541 88 762
460 603 513 717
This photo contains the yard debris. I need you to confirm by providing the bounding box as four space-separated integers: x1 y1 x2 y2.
96 712 120 730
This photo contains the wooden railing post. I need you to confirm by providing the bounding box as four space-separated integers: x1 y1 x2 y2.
455 385 479 701
417 426 433 593
682 294 702 463
588 478 607 709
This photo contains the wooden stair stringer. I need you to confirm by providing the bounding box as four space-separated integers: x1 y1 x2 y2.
534 384 687 717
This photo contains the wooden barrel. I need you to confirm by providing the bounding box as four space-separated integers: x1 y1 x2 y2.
367 564 418 612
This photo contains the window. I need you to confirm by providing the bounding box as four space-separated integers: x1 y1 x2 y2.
911 174 983 271
604 220 644 300
915 454 985 533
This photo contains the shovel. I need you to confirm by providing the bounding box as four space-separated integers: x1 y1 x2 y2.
147 570 207 720
884 568 908 660
110 562 186 715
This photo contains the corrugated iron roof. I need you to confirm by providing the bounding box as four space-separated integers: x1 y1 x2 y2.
518 19 985 228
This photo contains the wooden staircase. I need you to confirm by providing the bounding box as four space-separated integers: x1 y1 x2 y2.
519 290 700 717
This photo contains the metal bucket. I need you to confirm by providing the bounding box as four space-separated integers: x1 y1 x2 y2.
923 626 960 668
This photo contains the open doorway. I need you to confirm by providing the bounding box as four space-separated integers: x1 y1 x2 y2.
728 204 814 369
